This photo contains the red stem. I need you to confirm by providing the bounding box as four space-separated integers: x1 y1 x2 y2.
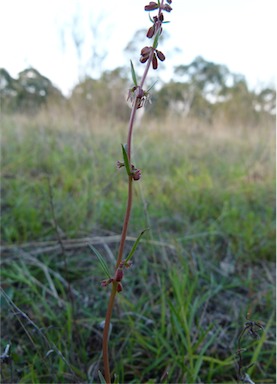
102 283 117 384
102 7 164 381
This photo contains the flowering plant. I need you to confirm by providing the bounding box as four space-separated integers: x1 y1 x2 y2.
89 1 173 382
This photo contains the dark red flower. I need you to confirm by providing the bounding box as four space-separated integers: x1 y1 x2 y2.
140 56 149 64
147 25 155 38
156 50 165 61
144 2 159 11
132 168 142 181
140 46 152 63
152 53 158 70
141 46 152 56
162 4 172 12
114 267 124 282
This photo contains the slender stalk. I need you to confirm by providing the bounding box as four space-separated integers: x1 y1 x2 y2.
101 2 170 382
116 176 133 269
102 52 155 384
102 283 117 384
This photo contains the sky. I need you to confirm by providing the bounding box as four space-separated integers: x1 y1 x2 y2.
1 0 276 95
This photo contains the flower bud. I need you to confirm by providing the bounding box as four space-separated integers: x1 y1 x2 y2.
141 46 152 56
144 2 159 11
156 50 165 61
117 282 123 293
140 56 149 64
147 25 155 38
152 53 158 70
114 268 124 282
163 4 172 12
132 169 142 181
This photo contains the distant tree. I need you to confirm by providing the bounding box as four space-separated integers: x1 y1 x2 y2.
0 68 21 111
148 80 213 121
174 56 231 99
169 56 275 124
70 67 130 121
255 87 276 114
0 68 63 113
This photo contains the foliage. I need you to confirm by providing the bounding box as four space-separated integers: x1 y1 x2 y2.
1 109 275 383
69 67 130 121
1 55 275 125
0 68 63 113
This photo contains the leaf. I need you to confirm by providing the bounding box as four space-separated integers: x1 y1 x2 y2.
121 144 131 176
130 60 138 87
125 228 149 264
98 370 107 384
88 244 111 279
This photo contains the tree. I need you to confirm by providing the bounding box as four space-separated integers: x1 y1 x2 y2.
1 68 63 113
70 67 130 121
148 80 213 121
174 56 231 98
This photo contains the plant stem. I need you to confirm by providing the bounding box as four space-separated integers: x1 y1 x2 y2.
102 22 160 384
116 175 133 269
102 283 117 384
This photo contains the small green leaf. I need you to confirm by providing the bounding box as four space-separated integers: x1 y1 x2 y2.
88 244 111 279
130 60 138 87
125 228 149 264
98 370 106 384
113 373 120 384
121 144 131 176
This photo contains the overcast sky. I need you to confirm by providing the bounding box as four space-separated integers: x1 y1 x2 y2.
1 0 276 95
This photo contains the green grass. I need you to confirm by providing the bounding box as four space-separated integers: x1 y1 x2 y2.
1 110 276 383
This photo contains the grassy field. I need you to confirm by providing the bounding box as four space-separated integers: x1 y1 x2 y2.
1 109 276 383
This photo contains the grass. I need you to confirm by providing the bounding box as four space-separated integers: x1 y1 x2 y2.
1 109 276 383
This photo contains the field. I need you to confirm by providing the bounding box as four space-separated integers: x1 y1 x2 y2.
1 108 276 383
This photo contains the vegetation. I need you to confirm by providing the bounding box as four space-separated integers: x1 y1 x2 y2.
1 106 275 382
0 2 276 384
1 57 275 123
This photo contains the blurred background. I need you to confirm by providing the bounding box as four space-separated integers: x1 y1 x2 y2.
1 1 276 383
1 0 276 117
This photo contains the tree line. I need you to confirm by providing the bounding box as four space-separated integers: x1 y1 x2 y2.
1 56 275 125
